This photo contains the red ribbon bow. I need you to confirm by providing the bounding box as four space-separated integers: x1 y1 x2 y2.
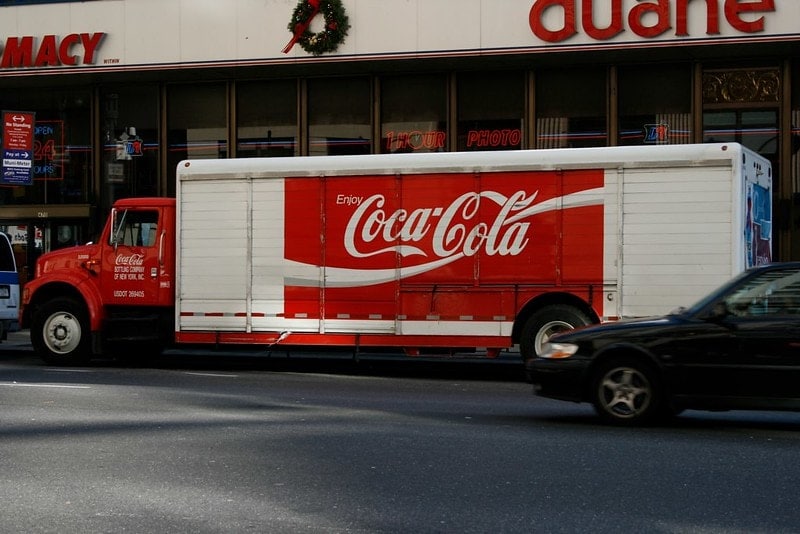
282 0 321 54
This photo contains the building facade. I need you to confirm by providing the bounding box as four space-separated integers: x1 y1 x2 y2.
1 0 799 285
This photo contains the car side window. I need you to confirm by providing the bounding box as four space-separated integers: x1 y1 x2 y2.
724 268 800 317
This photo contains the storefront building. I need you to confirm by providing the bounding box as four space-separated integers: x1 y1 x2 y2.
1 0 799 285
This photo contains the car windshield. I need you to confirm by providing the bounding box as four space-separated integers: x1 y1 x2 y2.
671 269 755 316
680 265 800 317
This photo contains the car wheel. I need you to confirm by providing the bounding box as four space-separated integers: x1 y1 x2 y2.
591 358 663 426
31 297 91 365
520 305 591 360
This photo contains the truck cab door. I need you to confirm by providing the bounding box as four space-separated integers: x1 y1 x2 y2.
100 207 171 307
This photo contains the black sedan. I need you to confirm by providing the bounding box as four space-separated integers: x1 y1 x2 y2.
526 262 800 425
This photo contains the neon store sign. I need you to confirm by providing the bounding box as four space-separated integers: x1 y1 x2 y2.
385 129 523 151
385 131 447 151
466 129 522 148
34 121 64 180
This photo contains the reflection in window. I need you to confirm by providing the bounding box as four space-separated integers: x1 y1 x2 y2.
237 80 298 158
167 84 227 196
381 74 447 153
791 68 800 261
53 224 83 250
0 88 91 205
308 78 371 156
703 110 779 156
457 72 524 152
724 268 800 317
618 65 692 145
101 86 160 215
536 68 607 148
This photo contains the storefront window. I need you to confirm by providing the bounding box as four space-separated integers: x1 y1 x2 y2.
703 110 779 156
457 72 524 152
308 77 371 156
0 88 91 205
237 80 298 158
167 83 227 196
381 74 447 153
792 67 800 261
701 68 781 182
100 86 160 214
618 65 692 145
535 68 607 148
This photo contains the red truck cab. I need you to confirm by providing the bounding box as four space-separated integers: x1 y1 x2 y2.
20 198 176 364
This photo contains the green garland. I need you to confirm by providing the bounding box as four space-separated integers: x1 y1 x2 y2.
287 0 350 56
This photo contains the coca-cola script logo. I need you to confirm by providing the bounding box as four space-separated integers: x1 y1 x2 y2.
115 253 144 266
346 190 538 259
285 183 604 288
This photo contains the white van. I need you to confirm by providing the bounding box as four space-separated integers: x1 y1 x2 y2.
0 233 20 340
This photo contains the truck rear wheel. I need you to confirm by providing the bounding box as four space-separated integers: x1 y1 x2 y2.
31 297 91 365
519 304 591 361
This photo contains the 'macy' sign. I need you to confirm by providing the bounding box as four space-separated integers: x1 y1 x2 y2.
0 33 104 69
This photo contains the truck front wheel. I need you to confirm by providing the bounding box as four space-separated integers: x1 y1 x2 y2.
519 305 591 361
31 297 91 365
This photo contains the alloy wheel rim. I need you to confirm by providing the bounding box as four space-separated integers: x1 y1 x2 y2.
599 367 652 418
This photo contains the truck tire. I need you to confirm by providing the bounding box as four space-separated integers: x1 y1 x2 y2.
519 304 591 361
31 297 91 365
590 357 664 426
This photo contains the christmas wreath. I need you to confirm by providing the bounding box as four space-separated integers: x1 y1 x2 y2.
283 0 350 56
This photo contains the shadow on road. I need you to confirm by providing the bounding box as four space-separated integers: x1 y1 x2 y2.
1 330 527 382
149 346 528 382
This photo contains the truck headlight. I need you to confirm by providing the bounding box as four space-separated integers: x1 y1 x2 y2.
540 342 579 359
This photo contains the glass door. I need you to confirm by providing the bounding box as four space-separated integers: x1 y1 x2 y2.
0 222 41 288
0 220 87 288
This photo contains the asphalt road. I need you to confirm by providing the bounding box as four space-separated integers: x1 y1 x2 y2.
2 335 800 533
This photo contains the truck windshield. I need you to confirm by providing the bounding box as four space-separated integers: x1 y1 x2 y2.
110 210 158 247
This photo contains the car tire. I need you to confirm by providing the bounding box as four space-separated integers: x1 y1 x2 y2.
31 297 91 366
520 304 591 360
590 357 664 426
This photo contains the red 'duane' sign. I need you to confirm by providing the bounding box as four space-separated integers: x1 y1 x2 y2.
529 0 776 42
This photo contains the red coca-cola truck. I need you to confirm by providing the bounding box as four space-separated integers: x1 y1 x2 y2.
20 143 772 364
